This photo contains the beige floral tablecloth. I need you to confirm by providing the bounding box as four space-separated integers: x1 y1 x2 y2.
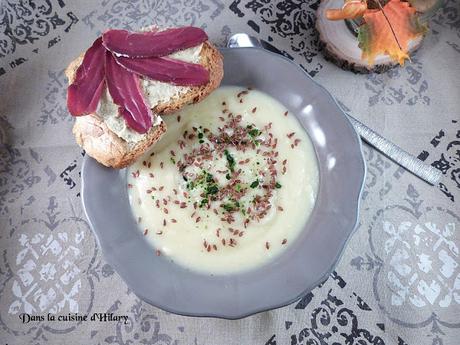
1 0 459 344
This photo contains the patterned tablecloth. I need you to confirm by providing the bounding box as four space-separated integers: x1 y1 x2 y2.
1 0 459 344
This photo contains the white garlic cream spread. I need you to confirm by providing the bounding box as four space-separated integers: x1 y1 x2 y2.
97 44 203 143
127 86 319 274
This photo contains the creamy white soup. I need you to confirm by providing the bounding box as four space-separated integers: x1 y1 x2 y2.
127 86 319 274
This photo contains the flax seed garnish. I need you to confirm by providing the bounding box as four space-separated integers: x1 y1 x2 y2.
287 132 295 139
277 206 284 211
149 173 154 178
180 202 187 209
148 162 151 168
142 160 147 166
291 144 295 149
213 244 217 250
127 183 133 188
239 99 243 103
207 244 211 252
294 139 301 146
265 241 270 250
196 217 201 223
132 170 140 178
163 219 166 226
282 239 287 245
150 152 155 157
171 218 177 223
251 107 257 113
143 229 148 235
159 186 164 191
222 238 226 246
156 230 163 235
216 228 221 237
155 250 161 256
284 111 288 116
163 208 169 214
168 102 287 226
160 162 164 169
177 115 181 122
238 231 244 237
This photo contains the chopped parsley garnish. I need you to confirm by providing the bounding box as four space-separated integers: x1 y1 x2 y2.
170 157 176 164
225 173 231 180
275 182 282 189
248 128 261 138
224 149 235 172
221 199 241 213
198 132 204 139
221 203 235 212
247 125 261 146
206 184 219 195
186 171 219 200
205 172 214 183
250 180 259 188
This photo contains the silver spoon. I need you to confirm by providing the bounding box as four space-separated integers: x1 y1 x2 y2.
227 33 442 186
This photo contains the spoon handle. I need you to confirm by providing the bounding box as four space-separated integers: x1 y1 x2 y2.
346 115 441 185
227 33 442 186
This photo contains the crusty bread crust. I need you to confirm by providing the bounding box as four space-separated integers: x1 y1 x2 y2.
66 41 223 168
72 116 167 168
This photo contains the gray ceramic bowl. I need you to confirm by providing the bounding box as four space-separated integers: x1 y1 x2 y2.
81 47 366 319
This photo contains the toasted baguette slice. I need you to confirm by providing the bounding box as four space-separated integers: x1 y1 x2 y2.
66 41 223 168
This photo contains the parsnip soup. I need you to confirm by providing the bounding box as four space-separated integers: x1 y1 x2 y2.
127 86 318 273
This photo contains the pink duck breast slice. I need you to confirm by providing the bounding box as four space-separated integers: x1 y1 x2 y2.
102 27 208 58
67 37 106 116
115 55 209 86
105 51 153 134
